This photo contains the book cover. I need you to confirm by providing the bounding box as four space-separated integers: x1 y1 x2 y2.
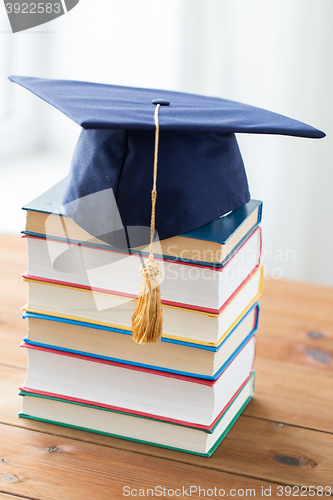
18 372 255 457
22 302 259 380
23 224 261 312
20 336 256 426
22 178 262 267
19 372 255 432
22 264 263 346
22 261 263 317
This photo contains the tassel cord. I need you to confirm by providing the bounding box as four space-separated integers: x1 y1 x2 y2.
131 103 164 344
149 103 160 259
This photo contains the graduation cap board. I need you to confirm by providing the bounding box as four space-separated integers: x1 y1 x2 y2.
9 76 325 343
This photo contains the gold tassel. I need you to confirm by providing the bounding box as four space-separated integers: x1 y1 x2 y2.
132 256 163 344
131 104 164 344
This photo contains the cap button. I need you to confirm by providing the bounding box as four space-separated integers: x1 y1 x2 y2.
152 99 170 106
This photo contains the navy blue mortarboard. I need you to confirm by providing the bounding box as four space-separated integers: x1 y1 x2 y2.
11 75 325 344
9 76 325 248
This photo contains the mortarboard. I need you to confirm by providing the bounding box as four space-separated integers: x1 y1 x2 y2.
9 76 325 343
9 76 325 247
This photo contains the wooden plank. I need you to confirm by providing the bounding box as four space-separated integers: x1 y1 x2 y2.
1 379 332 489
256 277 333 372
0 423 286 500
0 366 25 410
1 400 332 492
260 277 333 324
0 494 33 500
256 314 333 373
0 235 27 370
244 358 333 432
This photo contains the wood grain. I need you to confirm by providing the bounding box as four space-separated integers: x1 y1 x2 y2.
256 279 333 374
0 235 27 370
246 358 333 432
256 314 333 372
0 423 287 500
1 383 332 489
0 366 25 410
259 277 333 323
0 494 32 500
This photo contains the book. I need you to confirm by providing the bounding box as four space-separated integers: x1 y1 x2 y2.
23 178 262 266
23 302 259 380
23 264 263 345
19 372 255 457
24 225 261 311
21 335 256 426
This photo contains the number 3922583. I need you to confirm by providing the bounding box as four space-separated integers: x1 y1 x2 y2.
5 3 62 14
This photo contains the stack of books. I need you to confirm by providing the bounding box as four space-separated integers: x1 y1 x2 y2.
19 179 263 456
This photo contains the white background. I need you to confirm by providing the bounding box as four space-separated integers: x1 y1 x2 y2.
0 0 332 286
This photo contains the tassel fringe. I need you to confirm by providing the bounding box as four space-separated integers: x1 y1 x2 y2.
132 257 163 344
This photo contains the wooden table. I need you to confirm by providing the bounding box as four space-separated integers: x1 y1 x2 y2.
0 234 332 500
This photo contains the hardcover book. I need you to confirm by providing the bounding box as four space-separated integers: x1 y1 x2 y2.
19 372 255 457
21 335 256 427
23 178 262 267
23 264 263 345
24 225 261 311
23 302 259 380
